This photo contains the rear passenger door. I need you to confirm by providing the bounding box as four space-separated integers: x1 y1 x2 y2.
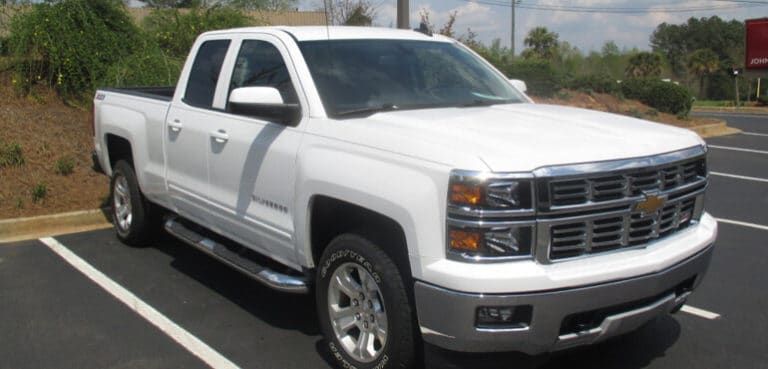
204 35 306 266
165 38 231 220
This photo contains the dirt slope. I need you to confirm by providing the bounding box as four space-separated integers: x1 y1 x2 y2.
0 74 108 219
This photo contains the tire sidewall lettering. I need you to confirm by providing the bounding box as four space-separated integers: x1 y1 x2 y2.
322 245 387 368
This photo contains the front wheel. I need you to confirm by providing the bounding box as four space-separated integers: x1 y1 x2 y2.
316 234 417 369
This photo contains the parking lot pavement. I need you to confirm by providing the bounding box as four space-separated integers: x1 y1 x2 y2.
0 240 208 369
0 112 766 369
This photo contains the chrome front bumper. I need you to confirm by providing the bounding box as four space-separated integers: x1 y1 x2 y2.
414 244 713 354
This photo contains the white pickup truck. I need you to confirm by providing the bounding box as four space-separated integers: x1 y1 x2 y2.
93 26 717 369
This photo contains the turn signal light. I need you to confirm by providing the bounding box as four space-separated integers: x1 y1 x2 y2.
450 183 482 206
449 229 481 251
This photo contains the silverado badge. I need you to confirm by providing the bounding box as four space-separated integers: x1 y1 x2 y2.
635 192 667 216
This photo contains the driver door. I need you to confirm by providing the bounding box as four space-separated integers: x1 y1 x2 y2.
204 35 305 266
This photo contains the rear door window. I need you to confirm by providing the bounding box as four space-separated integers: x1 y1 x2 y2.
184 39 231 109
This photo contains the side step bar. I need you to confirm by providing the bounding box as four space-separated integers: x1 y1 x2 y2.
164 217 309 294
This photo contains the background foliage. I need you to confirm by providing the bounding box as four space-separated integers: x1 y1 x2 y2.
2 1 762 108
7 0 143 99
142 6 253 58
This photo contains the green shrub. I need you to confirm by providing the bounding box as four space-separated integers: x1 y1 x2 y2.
501 59 562 97
0 142 25 168
31 182 47 203
143 6 253 58
567 73 619 95
646 82 693 116
758 96 768 106
101 39 184 87
7 0 142 99
555 90 571 100
55 156 75 176
0 37 8 56
621 78 693 116
625 108 643 119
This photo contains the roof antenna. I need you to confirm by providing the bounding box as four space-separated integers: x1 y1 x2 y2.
415 22 433 37
323 0 332 39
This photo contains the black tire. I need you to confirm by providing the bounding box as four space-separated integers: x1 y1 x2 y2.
316 233 417 369
110 160 158 246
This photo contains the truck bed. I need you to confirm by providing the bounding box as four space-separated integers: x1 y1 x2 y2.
100 86 175 101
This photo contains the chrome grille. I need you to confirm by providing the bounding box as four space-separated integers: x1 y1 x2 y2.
547 158 706 208
549 197 697 260
535 147 708 262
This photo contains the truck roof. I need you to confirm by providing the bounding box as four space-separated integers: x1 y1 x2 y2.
203 26 454 43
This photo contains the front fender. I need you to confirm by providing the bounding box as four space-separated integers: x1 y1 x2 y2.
295 140 452 280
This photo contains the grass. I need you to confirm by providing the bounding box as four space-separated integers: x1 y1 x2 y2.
0 142 25 167
693 100 738 107
55 156 75 176
31 183 47 203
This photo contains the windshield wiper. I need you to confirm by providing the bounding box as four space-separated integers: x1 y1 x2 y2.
460 99 507 107
334 104 400 117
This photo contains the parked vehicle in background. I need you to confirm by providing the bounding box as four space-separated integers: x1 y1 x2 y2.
93 26 717 369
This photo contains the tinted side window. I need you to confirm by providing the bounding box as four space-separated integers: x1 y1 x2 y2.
184 40 231 109
229 40 298 105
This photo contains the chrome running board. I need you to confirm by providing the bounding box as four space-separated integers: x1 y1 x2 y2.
164 217 309 294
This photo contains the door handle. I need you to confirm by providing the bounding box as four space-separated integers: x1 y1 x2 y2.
168 119 183 132
210 129 229 143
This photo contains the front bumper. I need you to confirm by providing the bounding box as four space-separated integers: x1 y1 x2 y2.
415 244 713 354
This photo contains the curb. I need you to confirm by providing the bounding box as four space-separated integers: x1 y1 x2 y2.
692 107 768 115
688 122 741 138
0 209 112 243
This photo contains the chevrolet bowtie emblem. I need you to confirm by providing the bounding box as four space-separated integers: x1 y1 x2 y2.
635 192 667 215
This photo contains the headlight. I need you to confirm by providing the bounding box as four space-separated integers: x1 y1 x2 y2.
449 173 533 210
447 170 536 261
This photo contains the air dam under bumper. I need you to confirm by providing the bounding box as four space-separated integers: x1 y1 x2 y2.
415 245 713 354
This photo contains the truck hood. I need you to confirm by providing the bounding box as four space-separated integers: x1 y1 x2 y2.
314 103 705 172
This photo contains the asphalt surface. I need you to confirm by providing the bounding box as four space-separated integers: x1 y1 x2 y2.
1 112 767 369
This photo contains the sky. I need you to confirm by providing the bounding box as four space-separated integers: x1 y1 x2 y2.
296 0 767 54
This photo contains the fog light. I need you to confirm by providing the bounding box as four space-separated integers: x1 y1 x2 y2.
476 305 532 329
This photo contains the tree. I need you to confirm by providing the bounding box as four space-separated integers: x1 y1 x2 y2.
687 49 720 98
438 10 458 38
322 0 376 26
601 41 620 58
227 0 298 11
522 27 559 60
625 52 662 78
143 0 201 8
651 16 744 78
418 8 458 37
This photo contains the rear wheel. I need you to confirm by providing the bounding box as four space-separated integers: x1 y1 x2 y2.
110 160 158 246
316 234 417 369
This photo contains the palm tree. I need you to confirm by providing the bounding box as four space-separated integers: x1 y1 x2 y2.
625 52 662 78
523 27 559 60
687 49 720 98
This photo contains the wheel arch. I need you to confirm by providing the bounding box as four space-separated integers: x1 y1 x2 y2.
309 195 412 280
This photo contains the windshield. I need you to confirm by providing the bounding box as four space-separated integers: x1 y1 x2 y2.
298 39 526 118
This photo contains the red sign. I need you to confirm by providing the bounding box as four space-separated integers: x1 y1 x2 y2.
746 18 768 71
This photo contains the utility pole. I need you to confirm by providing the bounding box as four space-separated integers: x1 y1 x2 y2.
510 0 515 56
397 0 409 29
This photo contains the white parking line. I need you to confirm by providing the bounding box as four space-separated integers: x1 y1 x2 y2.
680 305 721 320
742 131 768 137
715 218 768 232
708 145 768 155
39 237 240 369
710 172 768 183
